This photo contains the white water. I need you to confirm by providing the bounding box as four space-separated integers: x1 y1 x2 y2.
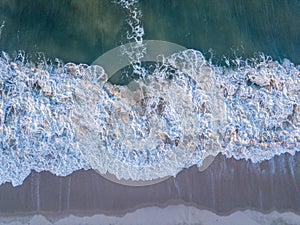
0 49 299 186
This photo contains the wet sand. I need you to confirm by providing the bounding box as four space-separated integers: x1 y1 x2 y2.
0 152 299 219
1 206 300 225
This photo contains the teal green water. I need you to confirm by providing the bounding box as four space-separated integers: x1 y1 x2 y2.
0 0 299 64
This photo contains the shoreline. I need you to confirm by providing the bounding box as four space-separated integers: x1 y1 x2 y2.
98 154 217 186
0 205 300 225
0 152 299 219
1 199 300 219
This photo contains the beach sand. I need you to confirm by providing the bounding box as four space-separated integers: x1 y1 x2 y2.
1 206 300 225
0 152 299 224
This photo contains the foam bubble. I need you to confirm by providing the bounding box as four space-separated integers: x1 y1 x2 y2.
0 49 299 186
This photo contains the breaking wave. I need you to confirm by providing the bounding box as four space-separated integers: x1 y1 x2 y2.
0 49 299 186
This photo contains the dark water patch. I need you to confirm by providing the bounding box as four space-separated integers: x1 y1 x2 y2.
141 0 300 65
0 0 300 64
0 0 124 64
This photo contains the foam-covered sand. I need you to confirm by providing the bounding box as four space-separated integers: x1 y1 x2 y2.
98 154 216 186
1 205 300 225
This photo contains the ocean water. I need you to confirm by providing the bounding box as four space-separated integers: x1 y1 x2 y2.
0 0 299 186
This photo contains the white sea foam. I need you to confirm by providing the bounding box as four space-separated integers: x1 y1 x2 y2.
0 49 299 186
112 0 146 76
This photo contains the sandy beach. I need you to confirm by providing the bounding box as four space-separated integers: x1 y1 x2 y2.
0 152 299 224
1 206 300 225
